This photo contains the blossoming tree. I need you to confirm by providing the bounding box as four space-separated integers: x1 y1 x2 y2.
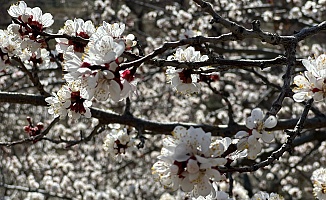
0 0 326 199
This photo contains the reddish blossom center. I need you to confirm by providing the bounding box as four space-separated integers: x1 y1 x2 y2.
69 91 86 114
178 69 194 83
312 88 321 93
68 32 89 53
114 140 129 154
121 69 134 82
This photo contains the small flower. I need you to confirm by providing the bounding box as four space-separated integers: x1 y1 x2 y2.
311 167 326 200
85 34 125 65
166 47 208 94
103 127 135 160
8 1 53 55
303 54 326 79
236 131 262 160
168 46 208 63
246 108 277 143
45 80 92 119
100 22 126 38
167 67 201 93
235 108 277 160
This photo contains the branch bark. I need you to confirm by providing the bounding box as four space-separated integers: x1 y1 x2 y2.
1 92 325 137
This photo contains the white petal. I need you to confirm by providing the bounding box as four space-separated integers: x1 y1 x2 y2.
187 159 199 174
180 177 194 192
188 172 199 181
313 92 324 102
236 138 248 151
262 131 274 143
246 116 255 129
120 80 131 99
197 176 212 197
206 168 222 181
84 108 92 118
109 80 121 102
264 116 277 128
302 59 319 77
251 108 263 121
293 92 309 102
235 131 249 139
248 135 258 144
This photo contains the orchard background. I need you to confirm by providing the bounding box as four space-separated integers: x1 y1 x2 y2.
0 0 326 199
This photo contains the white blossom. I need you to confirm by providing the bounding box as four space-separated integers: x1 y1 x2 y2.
235 108 277 159
311 167 326 200
152 126 229 198
166 46 208 94
103 127 135 160
45 80 92 119
8 1 54 28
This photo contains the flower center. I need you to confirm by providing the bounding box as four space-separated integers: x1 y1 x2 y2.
69 91 86 114
114 140 129 154
322 184 326 194
256 121 264 133
67 32 89 53
179 69 194 83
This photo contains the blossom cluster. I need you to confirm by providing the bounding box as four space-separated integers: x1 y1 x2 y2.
1 1 138 120
152 126 231 197
235 108 277 160
251 191 284 200
47 19 138 119
0 1 54 71
292 53 326 103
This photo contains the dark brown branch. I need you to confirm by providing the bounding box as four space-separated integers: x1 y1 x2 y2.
12 57 50 97
193 0 325 45
1 92 326 138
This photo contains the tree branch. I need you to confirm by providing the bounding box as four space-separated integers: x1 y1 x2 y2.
0 92 325 138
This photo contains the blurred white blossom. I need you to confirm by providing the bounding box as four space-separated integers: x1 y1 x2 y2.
311 167 326 200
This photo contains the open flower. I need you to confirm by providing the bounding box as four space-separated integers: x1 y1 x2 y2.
166 67 200 93
85 34 125 65
8 1 54 30
311 167 326 200
152 126 229 197
168 47 208 63
166 47 208 94
45 80 92 120
235 108 277 160
302 54 326 78
246 108 277 143
103 126 135 160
